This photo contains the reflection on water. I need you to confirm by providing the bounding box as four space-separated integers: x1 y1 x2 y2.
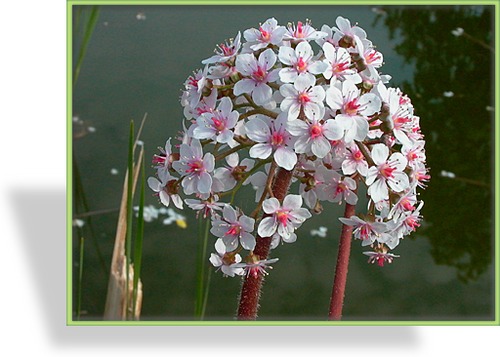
72 5 495 321
375 5 495 283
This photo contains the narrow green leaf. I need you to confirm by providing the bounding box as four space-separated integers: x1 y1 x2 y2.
73 6 100 87
77 236 84 321
125 120 135 320
133 150 145 320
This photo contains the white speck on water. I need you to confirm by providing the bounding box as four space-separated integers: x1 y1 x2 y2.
110 168 119 175
87 126 96 133
136 12 146 21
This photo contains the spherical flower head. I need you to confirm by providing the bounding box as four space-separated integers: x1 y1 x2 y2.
258 194 312 243
172 139 215 195
210 205 256 251
366 144 409 203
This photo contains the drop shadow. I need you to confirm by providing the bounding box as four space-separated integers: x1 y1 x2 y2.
11 187 419 348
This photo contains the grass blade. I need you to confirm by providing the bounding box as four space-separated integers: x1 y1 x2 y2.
125 120 135 320
133 152 146 320
73 6 99 87
77 236 85 321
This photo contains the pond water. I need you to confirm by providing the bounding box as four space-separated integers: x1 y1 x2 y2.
72 5 495 321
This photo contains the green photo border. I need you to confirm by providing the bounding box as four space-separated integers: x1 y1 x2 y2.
66 0 500 326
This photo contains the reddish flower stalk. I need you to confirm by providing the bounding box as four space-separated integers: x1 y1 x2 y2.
328 201 357 320
237 167 294 320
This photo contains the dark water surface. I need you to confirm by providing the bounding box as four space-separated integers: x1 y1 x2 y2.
72 5 495 321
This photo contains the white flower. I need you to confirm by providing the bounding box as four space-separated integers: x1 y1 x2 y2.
287 118 342 158
283 20 327 42
202 32 241 64
278 41 327 83
210 205 256 251
366 144 409 203
322 42 361 83
326 79 381 142
209 238 245 277
258 194 312 243
172 139 215 195
234 49 280 105
243 17 286 51
280 74 325 121
193 97 239 144
245 113 297 170
147 171 184 209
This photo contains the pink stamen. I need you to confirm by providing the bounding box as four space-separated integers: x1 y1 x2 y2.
376 256 385 267
271 131 285 146
345 99 360 115
152 154 166 165
405 216 420 231
252 66 267 82
353 150 363 161
211 116 226 132
259 26 270 41
310 124 323 139
380 163 396 179
333 61 349 74
187 160 204 174
296 57 307 73
400 197 415 212
276 210 289 227
226 224 241 236
296 21 304 38
298 92 311 105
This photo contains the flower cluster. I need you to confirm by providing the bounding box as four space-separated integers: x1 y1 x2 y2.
149 17 429 276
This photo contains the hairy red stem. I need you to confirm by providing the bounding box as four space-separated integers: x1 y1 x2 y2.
328 202 356 320
237 167 293 320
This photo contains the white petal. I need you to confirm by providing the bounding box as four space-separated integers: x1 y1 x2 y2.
311 136 331 158
258 216 278 237
262 197 280 214
253 83 273 105
283 194 303 210
371 144 389 165
278 45 296 66
233 78 256 96
274 147 297 170
197 172 213 193
388 172 410 193
249 143 272 159
368 177 388 202
258 48 277 70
